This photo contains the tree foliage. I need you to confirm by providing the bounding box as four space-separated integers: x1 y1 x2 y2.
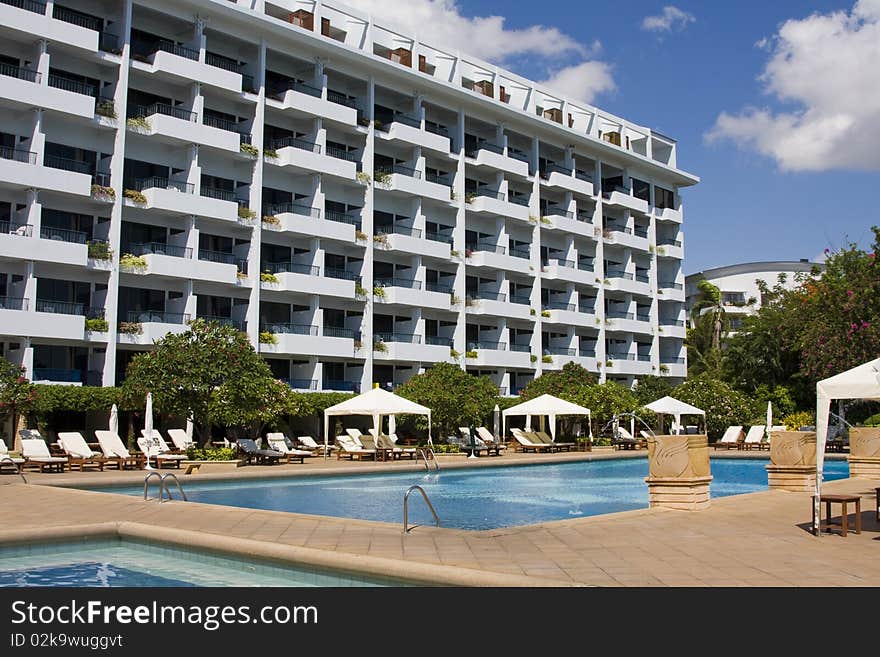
632 375 674 406
0 357 38 449
571 381 642 437
519 361 596 401
673 377 757 440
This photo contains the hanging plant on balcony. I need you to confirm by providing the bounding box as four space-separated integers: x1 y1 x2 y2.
541 355 553 364
119 253 147 271
450 294 461 306
373 171 392 188
118 322 142 335
95 99 117 119
541 310 550 318
659 364 670 374
355 229 368 242
530 354 538 363
259 331 277 345
530 308 536 316
263 148 278 159
464 191 476 204
126 116 150 131
354 282 368 299
372 285 387 299
353 339 363 351
91 185 115 201
236 270 248 280
85 318 109 332
450 249 460 258
450 348 461 359
123 189 147 205
373 233 388 246
539 216 553 226
528 215 538 223
465 349 478 359
87 240 112 261
260 271 279 284
238 206 257 221
373 340 388 353
657 246 666 255
261 214 280 226
239 143 259 157
355 172 371 185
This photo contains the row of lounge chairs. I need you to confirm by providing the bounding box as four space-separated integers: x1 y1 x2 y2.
335 429 418 461
510 428 575 453
713 425 786 451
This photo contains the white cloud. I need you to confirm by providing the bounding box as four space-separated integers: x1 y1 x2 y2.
707 1 880 171
539 61 616 104
641 6 696 32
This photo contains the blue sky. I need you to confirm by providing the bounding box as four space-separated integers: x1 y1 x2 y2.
359 0 879 273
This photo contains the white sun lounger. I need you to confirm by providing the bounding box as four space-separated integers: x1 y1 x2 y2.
266 434 312 462
167 429 195 452
58 432 119 471
742 425 768 451
0 438 25 470
713 426 744 450
20 434 68 472
136 433 186 468
95 431 145 469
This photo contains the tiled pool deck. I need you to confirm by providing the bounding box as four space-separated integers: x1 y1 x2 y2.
2 450 877 586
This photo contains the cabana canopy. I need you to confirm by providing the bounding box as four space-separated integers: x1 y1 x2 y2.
644 396 705 435
323 387 432 457
502 394 591 440
814 357 880 533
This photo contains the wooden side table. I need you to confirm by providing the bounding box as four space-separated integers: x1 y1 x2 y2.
812 494 861 536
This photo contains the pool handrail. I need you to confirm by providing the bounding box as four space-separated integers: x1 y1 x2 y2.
403 484 440 533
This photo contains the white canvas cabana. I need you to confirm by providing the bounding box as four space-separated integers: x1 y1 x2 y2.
814 357 880 533
323 387 432 458
502 394 591 441
644 396 706 435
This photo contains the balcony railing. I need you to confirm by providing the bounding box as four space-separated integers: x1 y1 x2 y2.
0 221 31 236
198 249 237 265
425 229 453 244
270 135 321 153
324 380 358 392
606 224 633 235
327 89 357 107
637 313 651 322
467 341 506 351
267 202 321 218
374 278 421 290
263 262 320 276
131 176 194 193
606 269 634 280
326 145 359 162
579 348 596 358
203 113 241 133
660 318 686 327
374 332 421 344
508 195 530 207
133 102 197 122
205 51 243 73
426 335 452 346
92 171 110 186
466 241 505 255
578 261 594 272
48 74 95 97
375 164 420 179
658 238 682 247
44 154 93 175
637 354 652 362
53 5 100 30
324 209 360 226
129 242 192 258
543 207 574 219
576 210 592 223
545 347 576 356
659 281 684 290
507 148 530 163
0 61 40 83
470 188 505 201
0 146 37 164
126 310 190 324
32 368 82 383
324 267 357 281
0 296 28 310
200 186 237 203
509 246 530 260
510 343 531 353
390 113 420 129
261 323 318 336
1 0 46 14
606 310 635 320
425 281 453 294
607 352 636 361
634 227 649 238
545 258 574 268
323 326 357 338
468 291 506 302
466 141 503 157
575 170 593 183
35 299 84 315
544 162 573 177
376 224 421 238
578 303 596 314
99 32 119 53
603 185 632 199
40 225 87 244
510 293 531 306
153 39 199 61
425 172 451 186
424 121 449 137
545 302 575 311
661 357 686 364
201 316 244 331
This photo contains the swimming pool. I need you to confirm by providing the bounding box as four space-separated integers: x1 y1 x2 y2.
0 538 399 587
104 457 850 531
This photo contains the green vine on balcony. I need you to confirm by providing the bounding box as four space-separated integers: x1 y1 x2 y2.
240 143 259 158
372 285 387 299
119 253 147 270
530 354 538 363
118 322 142 335
541 355 553 364
126 116 150 131
259 331 277 345
91 185 115 201
260 271 279 284
123 189 147 205
354 282 368 299
87 240 112 261
450 348 461 359
355 171 371 185
85 317 109 332
95 100 117 119
539 216 553 226
373 340 388 353
541 310 550 318
465 350 478 359
263 148 278 159
238 206 256 221
374 171 392 188
355 229 367 242
261 214 280 226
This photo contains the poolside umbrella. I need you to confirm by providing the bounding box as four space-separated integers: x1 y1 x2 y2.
109 404 118 436
185 414 194 443
144 392 154 470
765 401 773 444
493 404 500 442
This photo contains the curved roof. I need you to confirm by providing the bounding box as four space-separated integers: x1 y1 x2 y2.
685 260 822 282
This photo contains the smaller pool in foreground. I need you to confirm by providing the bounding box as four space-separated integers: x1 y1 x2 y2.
0 539 401 587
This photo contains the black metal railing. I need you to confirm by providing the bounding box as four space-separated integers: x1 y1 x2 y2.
324 209 360 225
198 249 237 265
606 224 633 235
324 268 357 281
508 195 530 207
324 326 357 338
1 0 46 15
126 310 190 324
0 146 37 164
205 51 242 72
425 230 453 244
545 347 576 356
545 162 573 177
131 176 194 193
507 148 530 163
606 269 634 280
203 113 240 133
575 170 593 183
99 32 119 53
635 273 650 283
607 352 636 361
578 261 594 272
508 344 530 353
546 258 574 269
465 241 505 255
0 221 32 236
376 224 421 238
375 164 420 179
374 332 421 344
426 335 452 347
133 102 197 122
425 171 451 186
200 316 244 331
424 121 449 137
543 206 574 219
579 348 596 357
201 187 237 203
468 291 506 302
129 242 192 258
266 202 321 218
92 171 111 186
153 39 199 61
658 238 682 247
43 154 93 174
391 113 420 129
467 341 506 351
471 188 505 201
576 210 592 223
327 89 357 107
269 135 321 153
425 281 453 294
509 246 531 260
466 141 503 157
35 299 84 315
661 357 686 364
0 296 27 310
53 5 100 30
659 281 684 290
660 318 686 327
241 74 255 93
374 278 421 290
545 301 575 311
326 145 359 162
40 225 87 244
261 323 318 336
0 61 40 83
263 262 319 276
578 303 596 313
510 294 531 305
48 74 95 97
606 310 635 320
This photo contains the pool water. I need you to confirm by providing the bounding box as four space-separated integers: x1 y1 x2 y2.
106 457 851 531
0 539 397 587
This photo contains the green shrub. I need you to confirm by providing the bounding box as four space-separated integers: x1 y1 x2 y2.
118 322 142 335
90 185 115 200
119 253 147 269
862 413 880 427
238 206 256 221
781 410 815 430
87 240 112 260
185 446 237 461
263 148 278 159
95 99 117 119
123 189 147 205
239 143 259 157
85 318 109 332
260 271 278 284
673 377 757 440
259 331 276 345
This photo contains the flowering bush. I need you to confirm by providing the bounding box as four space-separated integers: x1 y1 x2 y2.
672 377 757 441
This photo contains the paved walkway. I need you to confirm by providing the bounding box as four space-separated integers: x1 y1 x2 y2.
1 451 876 587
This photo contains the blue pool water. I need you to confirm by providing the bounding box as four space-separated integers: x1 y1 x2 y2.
0 539 398 587
107 457 851 531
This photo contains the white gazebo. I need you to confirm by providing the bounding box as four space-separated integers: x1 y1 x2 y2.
502 394 591 441
814 357 880 533
323 387 432 458
644 396 706 435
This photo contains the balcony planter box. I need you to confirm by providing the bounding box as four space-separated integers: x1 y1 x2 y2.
181 459 246 474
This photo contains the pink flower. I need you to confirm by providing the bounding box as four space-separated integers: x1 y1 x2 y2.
846 290 853 297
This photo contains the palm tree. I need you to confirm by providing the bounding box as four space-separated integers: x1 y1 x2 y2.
691 280 726 351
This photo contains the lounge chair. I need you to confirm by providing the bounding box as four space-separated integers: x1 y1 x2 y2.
236 438 284 465
741 425 768 451
510 428 552 453
19 433 68 473
95 430 145 470
534 430 576 452
57 432 114 471
457 427 494 456
0 438 25 472
265 434 310 463
713 426 744 450
167 429 195 452
372 431 417 459
141 429 182 454
296 434 336 456
335 435 376 460
136 436 186 469
612 426 638 450
476 427 508 454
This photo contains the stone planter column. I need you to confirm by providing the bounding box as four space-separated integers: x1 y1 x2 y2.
766 431 816 491
848 427 880 479
645 434 712 510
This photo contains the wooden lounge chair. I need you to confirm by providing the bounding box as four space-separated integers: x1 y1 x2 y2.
95 430 145 470
374 432 417 459
136 436 186 469
713 426 744 450
296 434 336 456
510 428 552 453
741 425 768 451
265 434 310 463
167 429 195 452
0 438 25 472
57 432 115 471
611 426 638 450
457 427 501 456
19 433 68 473
335 435 376 460
476 427 507 454
534 430 576 451
236 438 284 464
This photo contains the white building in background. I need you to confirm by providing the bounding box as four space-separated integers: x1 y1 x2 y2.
685 260 823 331
0 0 698 393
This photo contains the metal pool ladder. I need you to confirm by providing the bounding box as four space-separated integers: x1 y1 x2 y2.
0 456 26 483
417 447 440 471
403 485 440 533
143 472 188 503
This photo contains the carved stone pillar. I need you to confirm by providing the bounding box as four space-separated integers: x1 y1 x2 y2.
645 434 712 510
848 427 880 479
766 430 817 491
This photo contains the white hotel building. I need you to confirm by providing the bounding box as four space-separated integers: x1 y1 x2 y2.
0 0 698 394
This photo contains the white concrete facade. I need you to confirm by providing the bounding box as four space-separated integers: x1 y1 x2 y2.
0 0 697 393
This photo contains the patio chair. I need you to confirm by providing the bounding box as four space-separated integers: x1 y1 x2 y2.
741 425 768 451
534 430 576 452
95 430 145 470
136 435 186 469
510 428 552 453
296 434 336 456
457 427 494 456
372 431 417 459
167 429 195 452
476 427 507 454
335 435 376 460
265 434 310 463
713 426 744 450
57 431 116 471
141 429 182 454
611 426 638 451
236 438 284 465
19 432 68 473
0 438 25 472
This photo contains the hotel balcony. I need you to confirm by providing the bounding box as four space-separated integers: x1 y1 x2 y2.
0 222 93 267
130 104 241 153
465 188 530 222
373 332 448 362
0 2 119 56
263 203 358 244
373 278 453 312
268 137 358 181
260 323 361 359
604 310 653 335
261 262 356 299
118 310 190 344
2 299 96 340
656 237 683 260
194 249 245 285
541 346 580 370
607 354 654 376
465 341 532 369
602 186 650 215
540 210 594 239
374 224 452 260
657 279 685 301
541 258 595 286
540 163 594 197
465 141 529 179
376 114 451 155
604 268 652 296
655 206 682 223
602 225 650 251
0 147 91 197
464 242 532 276
0 63 98 120
125 178 239 222
658 317 687 339
374 165 451 204
541 301 597 328
659 357 687 378
465 291 533 321
268 80 358 126
132 40 246 95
